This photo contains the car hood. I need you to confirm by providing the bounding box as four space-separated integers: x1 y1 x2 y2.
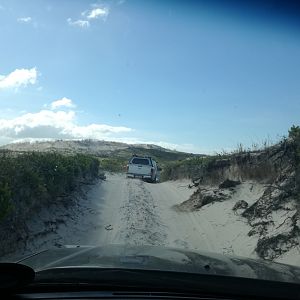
17 244 300 283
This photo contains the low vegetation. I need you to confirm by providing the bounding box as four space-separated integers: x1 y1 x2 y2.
125 146 196 162
0 151 100 223
160 156 216 181
160 134 288 182
288 125 300 206
99 157 126 172
98 147 200 174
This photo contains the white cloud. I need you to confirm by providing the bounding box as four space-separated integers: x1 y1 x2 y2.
117 0 126 5
50 97 75 110
68 5 109 28
0 67 37 90
67 18 90 28
0 98 201 153
0 109 132 141
17 17 32 23
86 7 109 19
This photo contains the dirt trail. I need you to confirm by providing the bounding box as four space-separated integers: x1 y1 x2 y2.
9 173 255 258
6 173 299 266
91 174 168 246
86 173 240 254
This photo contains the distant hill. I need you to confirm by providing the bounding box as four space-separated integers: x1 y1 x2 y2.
0 139 202 163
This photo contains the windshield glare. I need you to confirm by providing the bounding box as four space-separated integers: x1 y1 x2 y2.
0 0 300 282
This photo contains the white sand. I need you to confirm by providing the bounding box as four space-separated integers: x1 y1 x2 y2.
7 173 299 267
146 180 265 258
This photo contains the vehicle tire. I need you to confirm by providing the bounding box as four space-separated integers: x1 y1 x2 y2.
152 176 157 183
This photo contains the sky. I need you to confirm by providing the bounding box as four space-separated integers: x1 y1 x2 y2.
0 0 300 154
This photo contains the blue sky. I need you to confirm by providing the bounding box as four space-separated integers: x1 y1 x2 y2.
0 0 300 153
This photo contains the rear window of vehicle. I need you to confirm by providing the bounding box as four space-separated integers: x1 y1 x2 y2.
131 158 150 165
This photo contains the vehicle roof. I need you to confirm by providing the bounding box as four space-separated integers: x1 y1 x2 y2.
131 155 153 160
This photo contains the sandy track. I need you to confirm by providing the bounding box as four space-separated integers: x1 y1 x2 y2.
6 173 299 266
6 173 258 261
86 173 225 253
88 174 261 259
23 174 255 255
92 174 168 246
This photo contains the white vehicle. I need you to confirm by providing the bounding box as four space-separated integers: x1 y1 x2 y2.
126 155 158 182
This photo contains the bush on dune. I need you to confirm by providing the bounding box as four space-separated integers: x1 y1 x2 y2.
0 152 100 222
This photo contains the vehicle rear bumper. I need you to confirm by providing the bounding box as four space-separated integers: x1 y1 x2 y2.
126 173 152 179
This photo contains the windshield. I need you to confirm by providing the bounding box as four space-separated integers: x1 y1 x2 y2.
131 158 150 165
0 0 300 281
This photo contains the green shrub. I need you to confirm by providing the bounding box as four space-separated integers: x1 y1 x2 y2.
100 158 126 172
289 125 300 140
161 156 216 181
289 125 300 206
0 152 101 222
289 125 300 163
0 182 13 221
